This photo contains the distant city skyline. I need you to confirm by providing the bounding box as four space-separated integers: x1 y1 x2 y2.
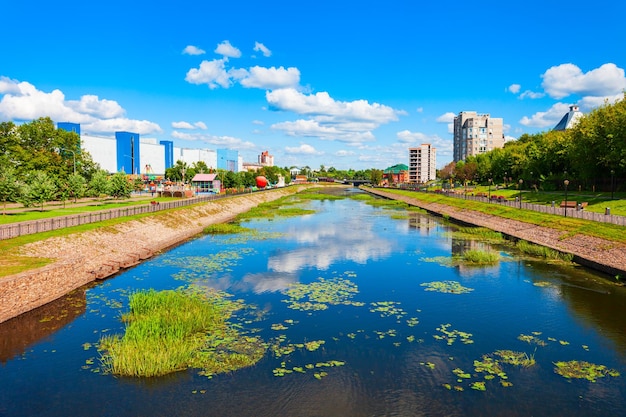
1 1 625 170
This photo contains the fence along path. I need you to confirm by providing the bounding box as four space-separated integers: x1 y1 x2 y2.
0 192 236 241
420 191 626 226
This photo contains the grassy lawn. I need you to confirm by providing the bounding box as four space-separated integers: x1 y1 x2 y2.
437 185 626 216
379 188 626 244
0 196 180 225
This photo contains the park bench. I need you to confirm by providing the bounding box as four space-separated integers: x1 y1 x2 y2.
560 201 588 210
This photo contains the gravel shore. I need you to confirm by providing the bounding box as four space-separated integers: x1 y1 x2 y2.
0 187 302 323
366 188 626 278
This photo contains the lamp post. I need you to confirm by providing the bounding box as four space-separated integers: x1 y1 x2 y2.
518 179 523 209
504 172 507 188
564 179 570 217
488 178 492 202
58 148 76 175
611 169 615 200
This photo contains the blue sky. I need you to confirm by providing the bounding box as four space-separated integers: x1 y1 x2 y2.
2 0 625 170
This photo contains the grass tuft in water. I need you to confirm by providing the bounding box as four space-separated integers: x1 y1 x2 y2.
462 249 499 265
99 288 265 378
516 240 574 262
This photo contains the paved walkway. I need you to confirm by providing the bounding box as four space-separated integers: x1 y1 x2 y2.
366 188 626 279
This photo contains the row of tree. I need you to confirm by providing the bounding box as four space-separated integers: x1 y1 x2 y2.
439 94 626 191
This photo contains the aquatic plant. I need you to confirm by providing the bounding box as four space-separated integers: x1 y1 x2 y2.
516 240 574 262
421 281 474 294
99 288 265 378
369 301 407 319
553 360 620 382
282 277 362 311
517 333 547 347
493 350 536 368
434 324 473 345
452 227 505 243
462 249 500 265
203 223 252 235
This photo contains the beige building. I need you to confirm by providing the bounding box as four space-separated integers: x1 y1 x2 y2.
408 144 436 183
453 111 504 162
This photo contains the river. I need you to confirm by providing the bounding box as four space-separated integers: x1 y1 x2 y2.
1 187 625 416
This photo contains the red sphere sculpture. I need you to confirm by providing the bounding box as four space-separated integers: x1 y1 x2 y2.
255 176 268 188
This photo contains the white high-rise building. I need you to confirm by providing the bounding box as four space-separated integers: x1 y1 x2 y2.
408 144 436 183
453 111 504 162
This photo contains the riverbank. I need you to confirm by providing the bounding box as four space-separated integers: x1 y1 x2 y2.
0 187 304 324
364 187 626 279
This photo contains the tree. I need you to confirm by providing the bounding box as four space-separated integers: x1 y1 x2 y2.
0 165 21 214
88 170 110 197
370 169 383 185
67 173 87 203
108 172 133 199
24 171 57 211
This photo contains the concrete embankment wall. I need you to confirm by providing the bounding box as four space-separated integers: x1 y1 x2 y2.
364 187 626 278
0 187 304 324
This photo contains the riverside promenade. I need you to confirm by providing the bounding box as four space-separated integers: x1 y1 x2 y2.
0 187 303 324
364 187 626 279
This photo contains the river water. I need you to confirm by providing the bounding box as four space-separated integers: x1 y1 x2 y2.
1 187 625 416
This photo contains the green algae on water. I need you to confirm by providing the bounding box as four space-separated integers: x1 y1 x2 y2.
421 281 474 294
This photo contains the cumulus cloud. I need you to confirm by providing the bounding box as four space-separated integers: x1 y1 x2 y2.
67 95 124 118
253 42 272 57
507 84 521 94
266 88 401 124
215 40 241 58
272 119 376 143
238 66 300 90
335 150 355 157
436 112 456 123
519 102 573 128
284 143 323 155
541 63 626 99
396 129 429 143
172 121 206 130
0 77 161 134
185 58 233 89
182 45 205 55
519 90 545 99
171 130 255 150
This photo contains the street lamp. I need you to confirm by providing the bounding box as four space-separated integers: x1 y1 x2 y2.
59 147 76 175
564 179 570 217
611 169 615 200
518 179 523 208
488 178 492 202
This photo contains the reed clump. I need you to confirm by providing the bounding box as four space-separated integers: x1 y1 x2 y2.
462 249 500 265
99 288 265 377
516 240 574 262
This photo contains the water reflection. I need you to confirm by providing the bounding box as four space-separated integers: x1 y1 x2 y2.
270 215 393 272
0 286 88 363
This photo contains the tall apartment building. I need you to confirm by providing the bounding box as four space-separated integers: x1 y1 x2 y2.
408 144 436 183
453 111 504 162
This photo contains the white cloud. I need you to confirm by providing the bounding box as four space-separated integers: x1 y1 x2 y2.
396 129 429 143
436 112 456 123
171 130 255 150
67 95 124 118
578 94 624 110
185 59 232 89
253 42 272 57
83 118 162 135
284 143 323 155
507 84 521 94
519 102 572 128
519 90 545 99
416 107 423 113
215 40 241 58
541 63 626 99
238 66 300 90
182 45 205 55
0 77 161 134
172 121 195 129
266 88 401 124
335 150 355 157
252 120 264 125
272 119 376 143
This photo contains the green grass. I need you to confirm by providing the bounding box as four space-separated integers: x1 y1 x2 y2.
516 240 574 262
203 223 253 234
99 288 265 378
378 188 626 244
453 227 505 243
461 249 500 265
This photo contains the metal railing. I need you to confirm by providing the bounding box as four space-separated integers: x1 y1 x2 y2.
0 190 257 241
